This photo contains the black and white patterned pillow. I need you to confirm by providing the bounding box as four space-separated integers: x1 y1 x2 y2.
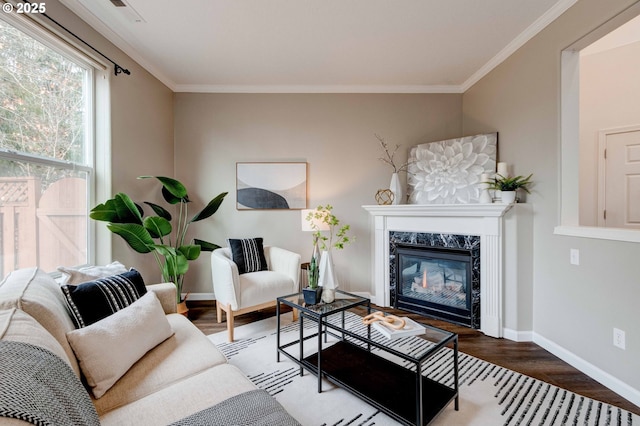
228 238 268 274
61 269 147 328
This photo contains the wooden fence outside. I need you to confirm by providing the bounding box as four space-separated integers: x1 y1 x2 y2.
0 177 87 276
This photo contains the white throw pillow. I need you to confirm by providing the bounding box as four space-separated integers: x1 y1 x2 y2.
58 261 128 285
66 291 174 398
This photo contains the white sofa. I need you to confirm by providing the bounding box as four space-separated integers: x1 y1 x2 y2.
0 267 298 425
211 246 300 341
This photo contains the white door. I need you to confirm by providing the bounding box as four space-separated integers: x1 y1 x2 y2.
599 126 640 229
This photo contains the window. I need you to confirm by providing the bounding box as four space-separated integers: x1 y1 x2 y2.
556 2 640 243
0 17 96 275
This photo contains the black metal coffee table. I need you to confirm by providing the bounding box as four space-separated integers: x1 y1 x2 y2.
276 290 459 426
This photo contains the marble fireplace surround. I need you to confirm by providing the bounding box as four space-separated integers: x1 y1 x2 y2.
363 204 532 340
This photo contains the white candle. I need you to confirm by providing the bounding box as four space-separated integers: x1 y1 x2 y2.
497 162 508 177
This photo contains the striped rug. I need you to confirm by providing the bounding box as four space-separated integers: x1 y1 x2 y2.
209 313 638 426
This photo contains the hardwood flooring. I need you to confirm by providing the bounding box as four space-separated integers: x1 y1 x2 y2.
187 300 640 416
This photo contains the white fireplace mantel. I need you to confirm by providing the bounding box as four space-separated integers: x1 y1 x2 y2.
363 203 532 340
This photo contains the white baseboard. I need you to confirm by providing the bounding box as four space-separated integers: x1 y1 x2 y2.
503 328 533 342
183 292 215 301
533 332 640 407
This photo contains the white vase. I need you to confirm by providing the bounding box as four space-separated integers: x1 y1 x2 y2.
389 172 403 205
479 188 493 203
501 191 516 204
318 250 338 300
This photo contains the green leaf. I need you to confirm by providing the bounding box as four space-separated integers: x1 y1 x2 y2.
139 176 189 204
190 192 228 222
151 244 177 257
144 202 172 221
107 223 154 253
178 244 201 261
143 216 172 238
194 239 220 252
90 193 143 225
159 250 189 278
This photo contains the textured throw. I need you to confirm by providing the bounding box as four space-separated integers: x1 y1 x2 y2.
210 313 640 426
170 389 301 426
0 340 100 426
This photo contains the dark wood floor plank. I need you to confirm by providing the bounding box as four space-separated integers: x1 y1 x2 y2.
187 300 640 416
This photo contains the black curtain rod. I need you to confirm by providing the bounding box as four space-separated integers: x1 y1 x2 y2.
22 0 131 76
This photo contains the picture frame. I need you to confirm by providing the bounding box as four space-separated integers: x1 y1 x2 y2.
236 162 307 210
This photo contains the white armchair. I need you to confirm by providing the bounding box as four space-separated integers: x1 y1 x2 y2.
211 245 301 341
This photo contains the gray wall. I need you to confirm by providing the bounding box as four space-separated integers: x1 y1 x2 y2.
462 0 640 396
47 0 175 280
173 93 462 296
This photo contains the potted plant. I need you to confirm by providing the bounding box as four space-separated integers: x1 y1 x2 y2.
90 176 228 311
488 173 533 204
302 235 322 305
305 205 353 303
376 134 412 205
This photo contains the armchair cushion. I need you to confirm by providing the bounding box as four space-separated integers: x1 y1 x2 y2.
228 238 268 274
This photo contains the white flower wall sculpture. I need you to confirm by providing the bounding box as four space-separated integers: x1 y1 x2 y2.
407 133 497 204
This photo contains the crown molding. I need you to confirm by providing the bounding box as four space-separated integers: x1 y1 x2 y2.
173 84 464 94
461 0 578 92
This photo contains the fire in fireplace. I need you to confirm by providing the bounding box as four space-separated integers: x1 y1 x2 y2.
389 232 481 329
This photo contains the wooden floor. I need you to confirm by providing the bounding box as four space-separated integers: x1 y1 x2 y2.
187 300 640 416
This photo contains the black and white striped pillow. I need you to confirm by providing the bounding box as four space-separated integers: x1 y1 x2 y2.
228 238 268 274
61 269 147 328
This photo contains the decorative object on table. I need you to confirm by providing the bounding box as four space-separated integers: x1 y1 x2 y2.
478 173 493 203
90 176 227 305
362 312 426 340
376 134 412 205
407 132 498 204
487 173 533 204
301 210 329 305
374 188 394 205
236 162 307 210
304 205 353 303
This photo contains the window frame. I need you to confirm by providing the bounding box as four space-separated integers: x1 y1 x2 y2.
555 2 640 243
0 12 112 270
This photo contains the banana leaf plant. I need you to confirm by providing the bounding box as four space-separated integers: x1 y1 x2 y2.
90 176 228 303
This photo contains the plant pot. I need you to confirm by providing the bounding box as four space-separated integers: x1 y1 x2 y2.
303 287 323 305
501 191 517 204
177 300 189 317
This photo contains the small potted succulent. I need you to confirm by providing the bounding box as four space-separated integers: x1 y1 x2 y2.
488 173 533 204
302 234 322 305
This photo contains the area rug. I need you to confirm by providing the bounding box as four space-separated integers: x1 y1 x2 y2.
209 314 638 426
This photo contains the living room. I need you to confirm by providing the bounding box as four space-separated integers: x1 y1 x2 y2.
1 0 639 424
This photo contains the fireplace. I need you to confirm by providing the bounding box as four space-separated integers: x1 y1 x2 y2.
363 203 532 340
390 232 480 329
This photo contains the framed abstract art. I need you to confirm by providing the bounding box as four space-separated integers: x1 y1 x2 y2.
236 162 307 210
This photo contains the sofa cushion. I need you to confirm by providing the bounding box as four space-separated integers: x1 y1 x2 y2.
99 364 257 426
92 313 228 415
0 308 70 367
61 268 147 328
0 268 81 376
67 292 174 399
58 261 128 285
228 238 268 274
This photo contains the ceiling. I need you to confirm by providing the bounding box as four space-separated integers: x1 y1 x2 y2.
62 0 577 93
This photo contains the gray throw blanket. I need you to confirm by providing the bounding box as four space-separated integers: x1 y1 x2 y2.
170 389 301 426
0 340 100 426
